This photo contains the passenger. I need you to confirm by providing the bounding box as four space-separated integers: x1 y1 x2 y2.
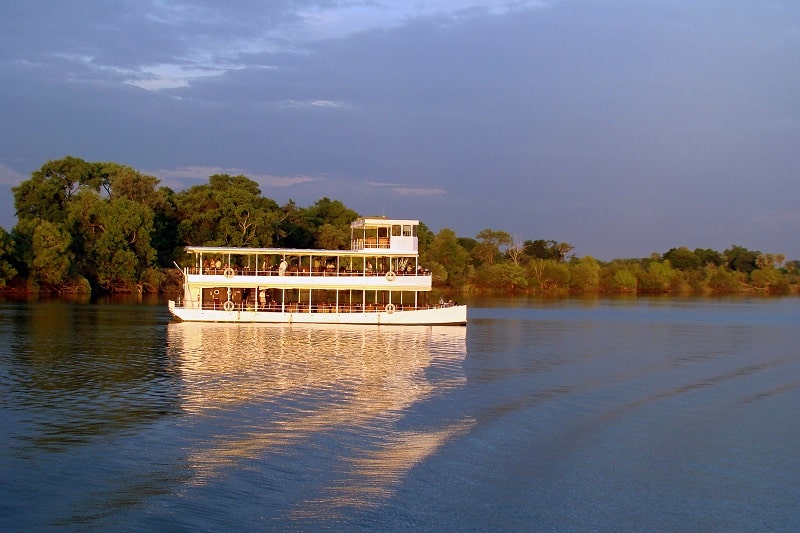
279 258 288 276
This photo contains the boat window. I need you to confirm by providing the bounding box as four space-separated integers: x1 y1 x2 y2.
392 225 401 236
403 225 412 236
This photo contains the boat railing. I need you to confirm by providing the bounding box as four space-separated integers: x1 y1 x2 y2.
187 266 431 277
351 237 391 250
186 299 454 313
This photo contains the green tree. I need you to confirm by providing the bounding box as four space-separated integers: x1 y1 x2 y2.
638 260 676 293
541 261 570 293
694 248 724 267
68 194 157 292
30 220 73 288
101 163 180 266
477 262 528 291
422 228 471 288
705 264 741 293
13 156 101 224
600 261 639 293
472 228 511 266
569 256 600 293
416 222 435 257
526 259 570 293
304 198 358 249
525 239 573 262
725 245 760 274
0 227 18 286
175 174 280 247
526 239 559 260
612 269 638 293
316 223 349 250
663 247 701 270
750 267 780 291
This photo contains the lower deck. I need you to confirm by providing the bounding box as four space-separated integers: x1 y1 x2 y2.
168 300 467 325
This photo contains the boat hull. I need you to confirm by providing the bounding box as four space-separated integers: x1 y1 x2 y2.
168 300 467 326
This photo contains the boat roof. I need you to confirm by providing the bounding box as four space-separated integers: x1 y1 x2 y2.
184 246 415 257
351 217 420 227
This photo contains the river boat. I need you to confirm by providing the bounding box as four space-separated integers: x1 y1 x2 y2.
168 217 467 325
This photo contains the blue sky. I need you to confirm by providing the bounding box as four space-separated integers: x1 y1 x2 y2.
1 0 798 260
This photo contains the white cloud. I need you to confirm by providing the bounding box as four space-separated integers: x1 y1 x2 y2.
150 166 319 189
0 162 26 186
125 63 258 91
276 99 351 110
366 181 446 196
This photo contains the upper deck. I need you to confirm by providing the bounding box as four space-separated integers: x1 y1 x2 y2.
350 217 419 253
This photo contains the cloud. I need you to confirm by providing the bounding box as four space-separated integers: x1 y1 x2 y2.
150 165 319 189
275 99 351 110
366 181 446 196
125 64 234 91
0 162 26 186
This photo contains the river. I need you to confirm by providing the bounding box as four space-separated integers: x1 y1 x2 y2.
1 296 799 531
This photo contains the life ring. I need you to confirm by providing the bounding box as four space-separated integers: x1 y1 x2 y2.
385 270 397 281
223 267 235 278
223 300 235 311
385 303 396 313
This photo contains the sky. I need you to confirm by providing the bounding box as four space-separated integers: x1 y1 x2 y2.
1 0 798 260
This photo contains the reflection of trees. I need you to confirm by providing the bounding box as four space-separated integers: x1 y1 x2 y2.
7 303 179 452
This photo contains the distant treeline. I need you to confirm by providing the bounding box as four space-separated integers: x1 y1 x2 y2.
1 156 797 296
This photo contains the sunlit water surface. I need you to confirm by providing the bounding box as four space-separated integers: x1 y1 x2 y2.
1 297 799 531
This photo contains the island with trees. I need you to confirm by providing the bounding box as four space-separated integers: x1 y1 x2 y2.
1 156 797 297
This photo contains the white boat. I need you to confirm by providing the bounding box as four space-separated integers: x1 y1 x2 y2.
168 217 467 325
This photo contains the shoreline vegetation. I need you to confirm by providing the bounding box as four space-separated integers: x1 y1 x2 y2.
1 156 798 298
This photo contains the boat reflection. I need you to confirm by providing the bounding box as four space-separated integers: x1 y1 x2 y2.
166 322 472 516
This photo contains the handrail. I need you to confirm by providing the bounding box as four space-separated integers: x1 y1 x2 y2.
186 267 431 277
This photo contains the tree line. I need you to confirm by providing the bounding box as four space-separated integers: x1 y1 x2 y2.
1 156 797 296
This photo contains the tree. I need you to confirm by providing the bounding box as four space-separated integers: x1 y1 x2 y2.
13 156 101 224
554 242 574 262
472 228 511 266
304 198 358 249
569 256 600 293
505 235 528 266
316 223 349 250
422 228 471 288
477 262 527 292
705 264 741 293
68 194 157 292
612 269 638 293
638 260 675 293
725 245 760 274
416 222 435 257
0 227 18 286
526 239 573 262
30 220 73 288
175 174 281 247
663 247 701 270
600 261 638 293
541 261 570 292
694 248 724 267
527 239 558 260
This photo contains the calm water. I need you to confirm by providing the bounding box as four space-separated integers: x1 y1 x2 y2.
1 297 799 531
